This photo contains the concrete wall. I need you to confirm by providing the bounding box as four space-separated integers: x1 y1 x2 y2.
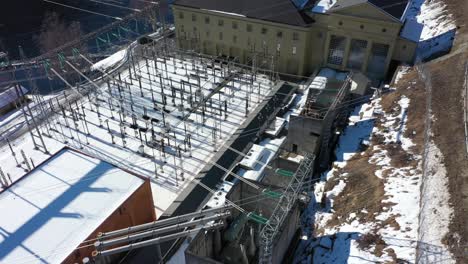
393 37 418 63
262 157 301 188
271 203 301 264
185 230 222 264
63 180 156 264
286 114 321 155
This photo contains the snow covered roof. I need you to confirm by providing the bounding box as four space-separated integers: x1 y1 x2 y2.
0 148 145 264
91 49 127 71
173 0 314 27
265 117 287 137
0 85 28 110
239 144 267 170
237 137 286 181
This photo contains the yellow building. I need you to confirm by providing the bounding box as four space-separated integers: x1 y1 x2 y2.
172 0 417 81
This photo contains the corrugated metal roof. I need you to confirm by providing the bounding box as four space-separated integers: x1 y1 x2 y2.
173 0 313 27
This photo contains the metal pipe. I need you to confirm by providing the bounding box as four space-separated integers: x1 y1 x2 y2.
99 207 230 239
96 223 224 257
99 212 230 249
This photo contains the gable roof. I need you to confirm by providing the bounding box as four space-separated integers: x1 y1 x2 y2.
328 0 410 21
173 0 314 27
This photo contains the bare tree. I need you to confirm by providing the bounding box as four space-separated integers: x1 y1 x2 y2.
35 12 83 54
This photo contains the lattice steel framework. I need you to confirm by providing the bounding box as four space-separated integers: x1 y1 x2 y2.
259 152 315 263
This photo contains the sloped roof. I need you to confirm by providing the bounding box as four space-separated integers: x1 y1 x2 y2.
0 85 28 109
173 0 314 27
292 0 311 9
328 0 410 21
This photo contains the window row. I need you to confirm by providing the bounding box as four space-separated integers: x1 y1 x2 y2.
179 33 298 55
178 12 300 40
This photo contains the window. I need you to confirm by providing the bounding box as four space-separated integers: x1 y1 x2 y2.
192 14 197 22
338 21 343 26
262 28 268 34
367 43 390 75
277 43 281 52
293 32 299 41
360 25 364 29
292 144 298 153
347 39 368 70
218 19 224 26
277 31 283 38
219 32 223 40
233 35 237 43
205 17 210 24
206 31 210 37
382 28 387 33
179 12 184 19
292 46 297 55
232 21 238 29
247 24 252 32
180 25 185 32
327 35 346 66
193 26 197 32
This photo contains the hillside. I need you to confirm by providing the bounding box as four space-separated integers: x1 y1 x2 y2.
295 0 467 262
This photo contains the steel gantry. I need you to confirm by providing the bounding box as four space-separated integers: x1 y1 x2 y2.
259 152 315 263
92 207 231 263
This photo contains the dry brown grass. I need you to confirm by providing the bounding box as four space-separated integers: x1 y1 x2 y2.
412 0 468 260
322 67 427 261
323 144 393 231
427 53 468 262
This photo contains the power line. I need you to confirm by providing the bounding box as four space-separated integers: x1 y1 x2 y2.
88 0 142 12
42 0 123 21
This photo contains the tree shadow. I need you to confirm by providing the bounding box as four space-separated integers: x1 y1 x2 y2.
0 149 114 263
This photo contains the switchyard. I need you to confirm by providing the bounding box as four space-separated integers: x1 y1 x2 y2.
0 29 362 262
1 0 462 263
0 37 281 217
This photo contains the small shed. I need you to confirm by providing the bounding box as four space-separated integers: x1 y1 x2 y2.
0 85 29 115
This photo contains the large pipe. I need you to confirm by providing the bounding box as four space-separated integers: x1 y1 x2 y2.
98 212 230 249
98 207 230 239
96 223 224 257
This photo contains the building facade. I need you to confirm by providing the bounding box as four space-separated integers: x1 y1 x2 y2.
172 0 417 80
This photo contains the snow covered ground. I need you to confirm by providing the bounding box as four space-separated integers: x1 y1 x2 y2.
402 0 457 60
294 93 424 263
0 50 275 219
